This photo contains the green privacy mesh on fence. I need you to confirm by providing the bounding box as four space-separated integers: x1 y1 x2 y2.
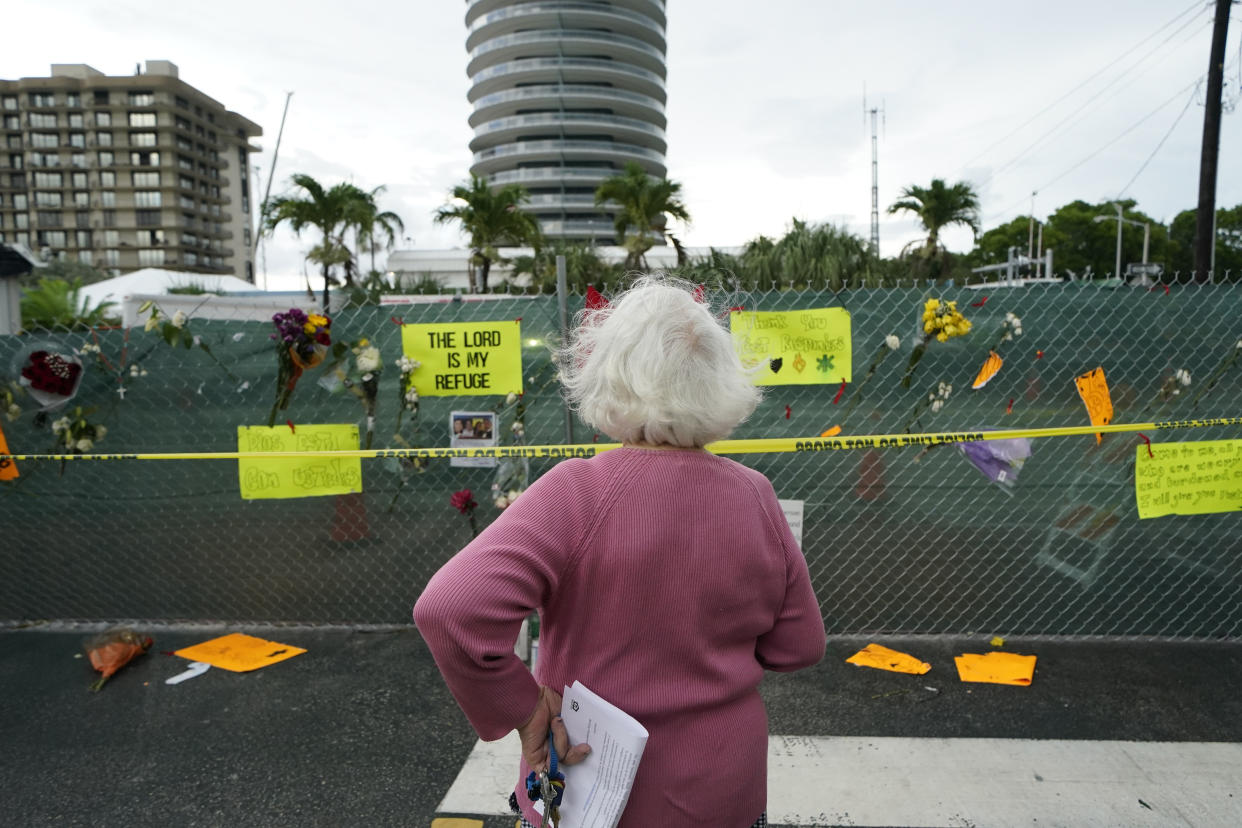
2 282 1240 636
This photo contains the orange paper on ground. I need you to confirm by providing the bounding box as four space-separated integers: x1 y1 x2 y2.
846 643 931 675
174 633 306 672
954 651 1036 685
0 421 18 480
1074 367 1113 445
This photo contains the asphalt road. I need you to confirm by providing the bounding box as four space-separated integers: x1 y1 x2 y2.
2 625 1240 827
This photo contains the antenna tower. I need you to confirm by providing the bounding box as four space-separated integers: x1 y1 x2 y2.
864 90 885 254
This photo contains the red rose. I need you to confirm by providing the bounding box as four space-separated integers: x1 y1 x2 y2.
450 489 477 514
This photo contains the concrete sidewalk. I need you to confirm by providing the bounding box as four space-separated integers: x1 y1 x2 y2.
2 625 1240 827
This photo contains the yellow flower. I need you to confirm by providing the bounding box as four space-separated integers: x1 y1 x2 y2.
937 332 949 343
303 322 316 335
944 324 957 336
358 338 369 347
307 313 329 328
923 321 934 333
925 298 940 311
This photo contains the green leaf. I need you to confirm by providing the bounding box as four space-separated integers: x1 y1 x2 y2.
162 324 179 346
181 328 193 349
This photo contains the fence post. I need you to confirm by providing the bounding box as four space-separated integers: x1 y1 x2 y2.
556 254 574 444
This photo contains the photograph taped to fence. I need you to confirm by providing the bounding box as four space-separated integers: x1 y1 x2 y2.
400 319 523 397
449 410 498 468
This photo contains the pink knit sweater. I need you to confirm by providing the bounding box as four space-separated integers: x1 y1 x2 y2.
413 446 826 827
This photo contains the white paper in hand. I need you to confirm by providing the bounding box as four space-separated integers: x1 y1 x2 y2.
553 680 649 828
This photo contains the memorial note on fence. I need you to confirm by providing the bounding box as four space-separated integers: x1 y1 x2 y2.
1134 439 1242 519
730 308 852 386
547 680 649 828
400 320 523 397
237 424 362 500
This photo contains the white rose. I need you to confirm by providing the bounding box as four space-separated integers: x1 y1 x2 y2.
94 425 107 439
1175 369 1191 386
944 384 953 396
171 310 188 329
931 400 943 413
6 403 20 421
75 438 93 452
884 334 900 351
355 347 382 373
52 416 70 434
506 392 518 405
144 313 161 332
493 495 509 509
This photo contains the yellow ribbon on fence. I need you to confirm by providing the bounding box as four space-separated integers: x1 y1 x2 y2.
2 417 1239 463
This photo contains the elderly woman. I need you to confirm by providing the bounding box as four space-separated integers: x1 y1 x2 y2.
413 276 826 828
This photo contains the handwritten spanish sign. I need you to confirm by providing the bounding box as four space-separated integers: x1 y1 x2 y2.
730 309 851 386
401 320 523 397
237 424 362 500
1135 439 1242 519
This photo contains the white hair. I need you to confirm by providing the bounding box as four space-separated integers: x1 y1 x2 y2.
558 275 761 447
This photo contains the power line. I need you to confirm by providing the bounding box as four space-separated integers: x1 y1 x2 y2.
974 10 1211 190
956 1 1204 178
1116 81 1201 199
982 73 1206 223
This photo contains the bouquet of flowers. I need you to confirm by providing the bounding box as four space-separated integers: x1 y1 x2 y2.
139 301 239 383
84 628 152 691
1144 367 1192 414
902 298 971 388
19 349 83 409
2 382 23 422
268 309 335 426
841 334 900 424
339 339 382 449
1190 337 1242 410
492 391 529 510
51 406 107 454
394 354 421 434
903 381 953 432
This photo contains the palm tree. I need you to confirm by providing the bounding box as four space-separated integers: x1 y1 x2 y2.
433 175 541 293
264 174 368 310
348 185 405 277
594 162 690 270
888 178 981 261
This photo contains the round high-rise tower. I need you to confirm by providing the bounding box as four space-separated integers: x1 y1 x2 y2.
464 0 668 245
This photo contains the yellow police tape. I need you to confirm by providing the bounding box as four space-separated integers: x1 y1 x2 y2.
2 416 1239 463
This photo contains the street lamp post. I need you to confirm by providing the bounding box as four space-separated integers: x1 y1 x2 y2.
1094 204 1151 278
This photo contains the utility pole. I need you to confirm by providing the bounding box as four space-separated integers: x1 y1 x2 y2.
864 89 885 254
1193 0 1232 281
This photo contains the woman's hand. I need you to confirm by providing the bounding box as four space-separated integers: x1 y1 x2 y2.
517 686 591 771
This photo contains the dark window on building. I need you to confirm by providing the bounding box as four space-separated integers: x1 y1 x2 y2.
93 90 109 105
135 209 162 226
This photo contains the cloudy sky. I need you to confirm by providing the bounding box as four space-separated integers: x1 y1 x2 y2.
6 1 1239 288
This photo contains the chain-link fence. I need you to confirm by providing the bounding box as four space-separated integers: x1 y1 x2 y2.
2 278 1240 637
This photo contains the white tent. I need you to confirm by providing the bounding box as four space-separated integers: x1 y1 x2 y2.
80 268 260 307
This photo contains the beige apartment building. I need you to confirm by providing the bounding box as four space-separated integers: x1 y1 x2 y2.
0 61 262 281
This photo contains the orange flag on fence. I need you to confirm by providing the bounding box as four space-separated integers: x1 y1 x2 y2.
0 421 18 481
1075 367 1113 445
971 351 1004 390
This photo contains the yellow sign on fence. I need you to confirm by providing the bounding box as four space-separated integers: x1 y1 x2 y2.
401 320 523 397
730 308 852 386
1135 439 1242 519
236 424 362 500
